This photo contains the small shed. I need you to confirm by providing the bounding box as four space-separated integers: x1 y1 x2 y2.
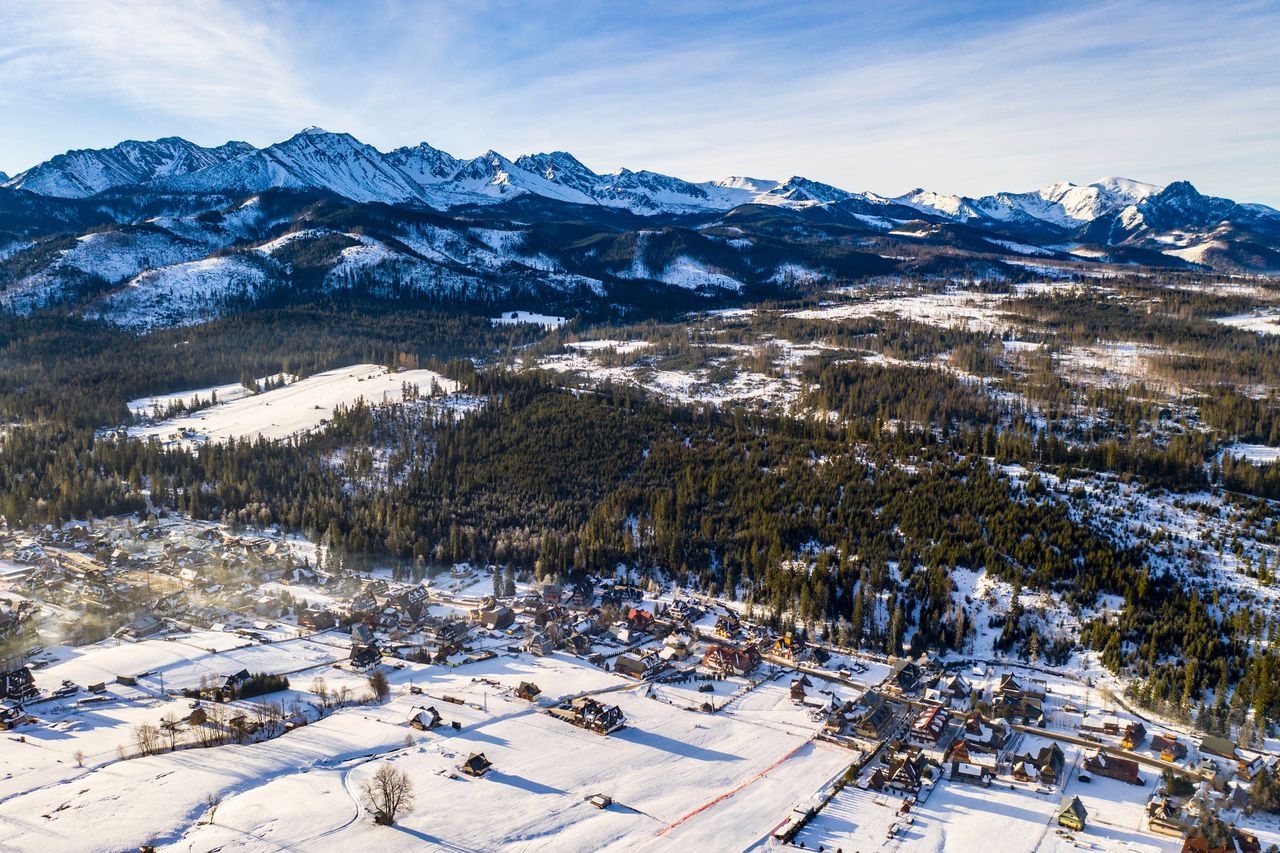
461 752 492 777
515 682 542 701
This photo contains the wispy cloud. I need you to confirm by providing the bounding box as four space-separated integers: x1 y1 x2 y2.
1 0 1277 204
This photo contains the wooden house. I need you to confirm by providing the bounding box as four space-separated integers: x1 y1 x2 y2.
1058 796 1087 831
1150 734 1187 762
1084 749 1141 785
408 706 442 730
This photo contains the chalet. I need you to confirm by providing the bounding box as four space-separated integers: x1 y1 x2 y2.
221 669 251 694
909 704 951 745
997 673 1047 701
614 651 663 680
539 581 562 604
1150 734 1188 762
515 682 541 701
1012 759 1040 783
0 703 29 730
625 607 653 632
961 712 1010 755
771 632 808 663
351 623 376 648
1121 721 1147 750
790 675 813 704
1058 796 1088 831
1017 743 1066 785
659 633 691 662
1084 749 1141 785
480 606 515 630
888 659 922 692
0 666 38 702
297 609 336 631
350 645 382 672
665 600 702 625
949 741 994 786
1199 735 1239 762
713 615 739 639
995 693 1046 726
1238 753 1269 780
701 645 760 677
853 692 897 740
461 752 492 777
524 631 555 657
934 672 972 707
1147 798 1187 836
548 697 626 735
881 756 923 797
407 706 442 731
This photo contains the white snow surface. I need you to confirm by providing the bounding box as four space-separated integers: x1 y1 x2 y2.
127 364 459 447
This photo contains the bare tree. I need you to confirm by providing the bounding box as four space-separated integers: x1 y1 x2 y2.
367 670 390 703
310 676 330 711
160 713 181 751
134 723 163 757
360 763 415 825
202 791 224 824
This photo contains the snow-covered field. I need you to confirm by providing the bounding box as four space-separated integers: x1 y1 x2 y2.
492 310 567 329
1224 443 1280 464
127 373 292 417
127 364 460 448
796 742 1176 853
1214 311 1280 335
0 637 853 853
787 291 1017 333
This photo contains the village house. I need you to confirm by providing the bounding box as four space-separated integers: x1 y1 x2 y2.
1121 721 1147 750
1058 796 1088 831
994 692 1046 726
1150 734 1188 762
547 697 626 735
0 666 39 702
770 632 808 663
852 689 897 740
515 682 541 701
924 672 972 709
887 659 922 693
480 606 515 630
1199 735 1239 768
701 644 760 677
961 712 1010 755
948 741 994 787
1147 797 1188 836
908 704 952 746
407 706 443 731
614 650 664 680
1015 742 1066 785
997 673 1047 701
1084 749 1141 785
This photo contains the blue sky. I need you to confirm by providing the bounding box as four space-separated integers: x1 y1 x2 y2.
1 0 1277 203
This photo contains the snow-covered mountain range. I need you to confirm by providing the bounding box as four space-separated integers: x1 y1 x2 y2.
9 127 1273 234
1 127 1278 331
